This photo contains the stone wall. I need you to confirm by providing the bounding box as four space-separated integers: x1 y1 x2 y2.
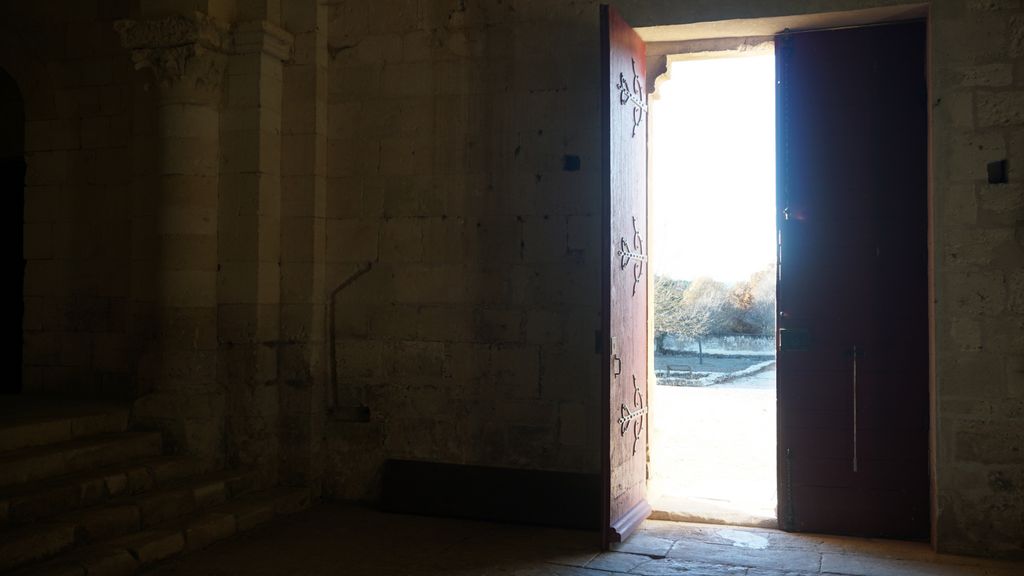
928 0 1024 559
323 0 603 500
2 1 142 398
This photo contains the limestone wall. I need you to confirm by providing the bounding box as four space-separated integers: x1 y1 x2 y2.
2 1 143 398
323 0 603 499
927 0 1024 559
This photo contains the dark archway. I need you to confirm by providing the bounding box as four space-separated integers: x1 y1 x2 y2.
0 68 24 394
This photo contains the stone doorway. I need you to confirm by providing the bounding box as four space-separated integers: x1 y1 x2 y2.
1 67 24 395
647 51 778 528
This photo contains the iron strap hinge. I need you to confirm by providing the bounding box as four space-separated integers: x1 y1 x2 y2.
617 404 648 428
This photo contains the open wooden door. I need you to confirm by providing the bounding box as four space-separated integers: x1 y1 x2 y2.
776 21 929 539
601 5 649 547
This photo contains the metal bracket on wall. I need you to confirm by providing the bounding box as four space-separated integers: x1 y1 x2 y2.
327 261 373 420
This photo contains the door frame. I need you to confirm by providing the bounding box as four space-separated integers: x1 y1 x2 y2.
634 3 934 543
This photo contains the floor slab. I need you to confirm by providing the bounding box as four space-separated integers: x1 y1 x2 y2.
141 504 1023 576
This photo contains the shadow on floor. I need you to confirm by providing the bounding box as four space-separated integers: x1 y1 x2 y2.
143 503 1022 576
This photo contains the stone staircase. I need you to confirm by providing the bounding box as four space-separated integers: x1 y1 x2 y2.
0 401 310 575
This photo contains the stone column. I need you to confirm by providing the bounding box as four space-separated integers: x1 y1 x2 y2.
219 19 292 487
117 14 228 470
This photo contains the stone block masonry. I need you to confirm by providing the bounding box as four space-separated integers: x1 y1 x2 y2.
324 0 604 492
926 0 1024 558
4 2 139 399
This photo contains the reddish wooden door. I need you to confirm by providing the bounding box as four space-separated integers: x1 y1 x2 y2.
601 5 650 546
776 21 929 539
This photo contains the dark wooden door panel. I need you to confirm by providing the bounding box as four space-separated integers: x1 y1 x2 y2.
776 21 929 539
791 456 925 489
788 487 929 538
601 4 649 547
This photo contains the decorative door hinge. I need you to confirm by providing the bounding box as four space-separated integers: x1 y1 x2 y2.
617 375 647 455
616 58 647 138
616 216 646 296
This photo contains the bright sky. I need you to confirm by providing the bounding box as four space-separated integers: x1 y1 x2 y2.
650 53 776 284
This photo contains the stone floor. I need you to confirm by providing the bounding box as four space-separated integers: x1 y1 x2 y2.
143 503 1023 575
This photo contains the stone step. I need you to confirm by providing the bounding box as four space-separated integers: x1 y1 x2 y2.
0 432 163 491
207 486 312 531
8 488 312 576
0 403 130 454
0 469 257 573
0 455 198 527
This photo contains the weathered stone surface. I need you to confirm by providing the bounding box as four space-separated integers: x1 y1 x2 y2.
8 483 81 524
145 457 198 486
183 513 236 552
112 530 184 566
0 421 72 454
586 551 651 573
609 532 674 557
0 433 163 491
137 489 194 527
227 498 275 532
669 540 822 573
0 523 77 572
959 63 1014 86
977 90 1024 127
17 561 87 576
1011 14 1024 56
69 505 141 542
956 428 1024 464
271 488 311 515
977 183 1024 225
74 547 138 576
191 480 227 510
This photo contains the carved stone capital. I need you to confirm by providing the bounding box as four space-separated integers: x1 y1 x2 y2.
115 12 226 52
115 13 229 98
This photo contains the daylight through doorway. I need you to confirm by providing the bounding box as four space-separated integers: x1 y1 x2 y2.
649 52 777 527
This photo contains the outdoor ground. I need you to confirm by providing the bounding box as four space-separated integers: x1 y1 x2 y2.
649 361 777 527
653 353 771 376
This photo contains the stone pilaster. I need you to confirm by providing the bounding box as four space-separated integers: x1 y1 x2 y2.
279 0 328 491
219 18 293 487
